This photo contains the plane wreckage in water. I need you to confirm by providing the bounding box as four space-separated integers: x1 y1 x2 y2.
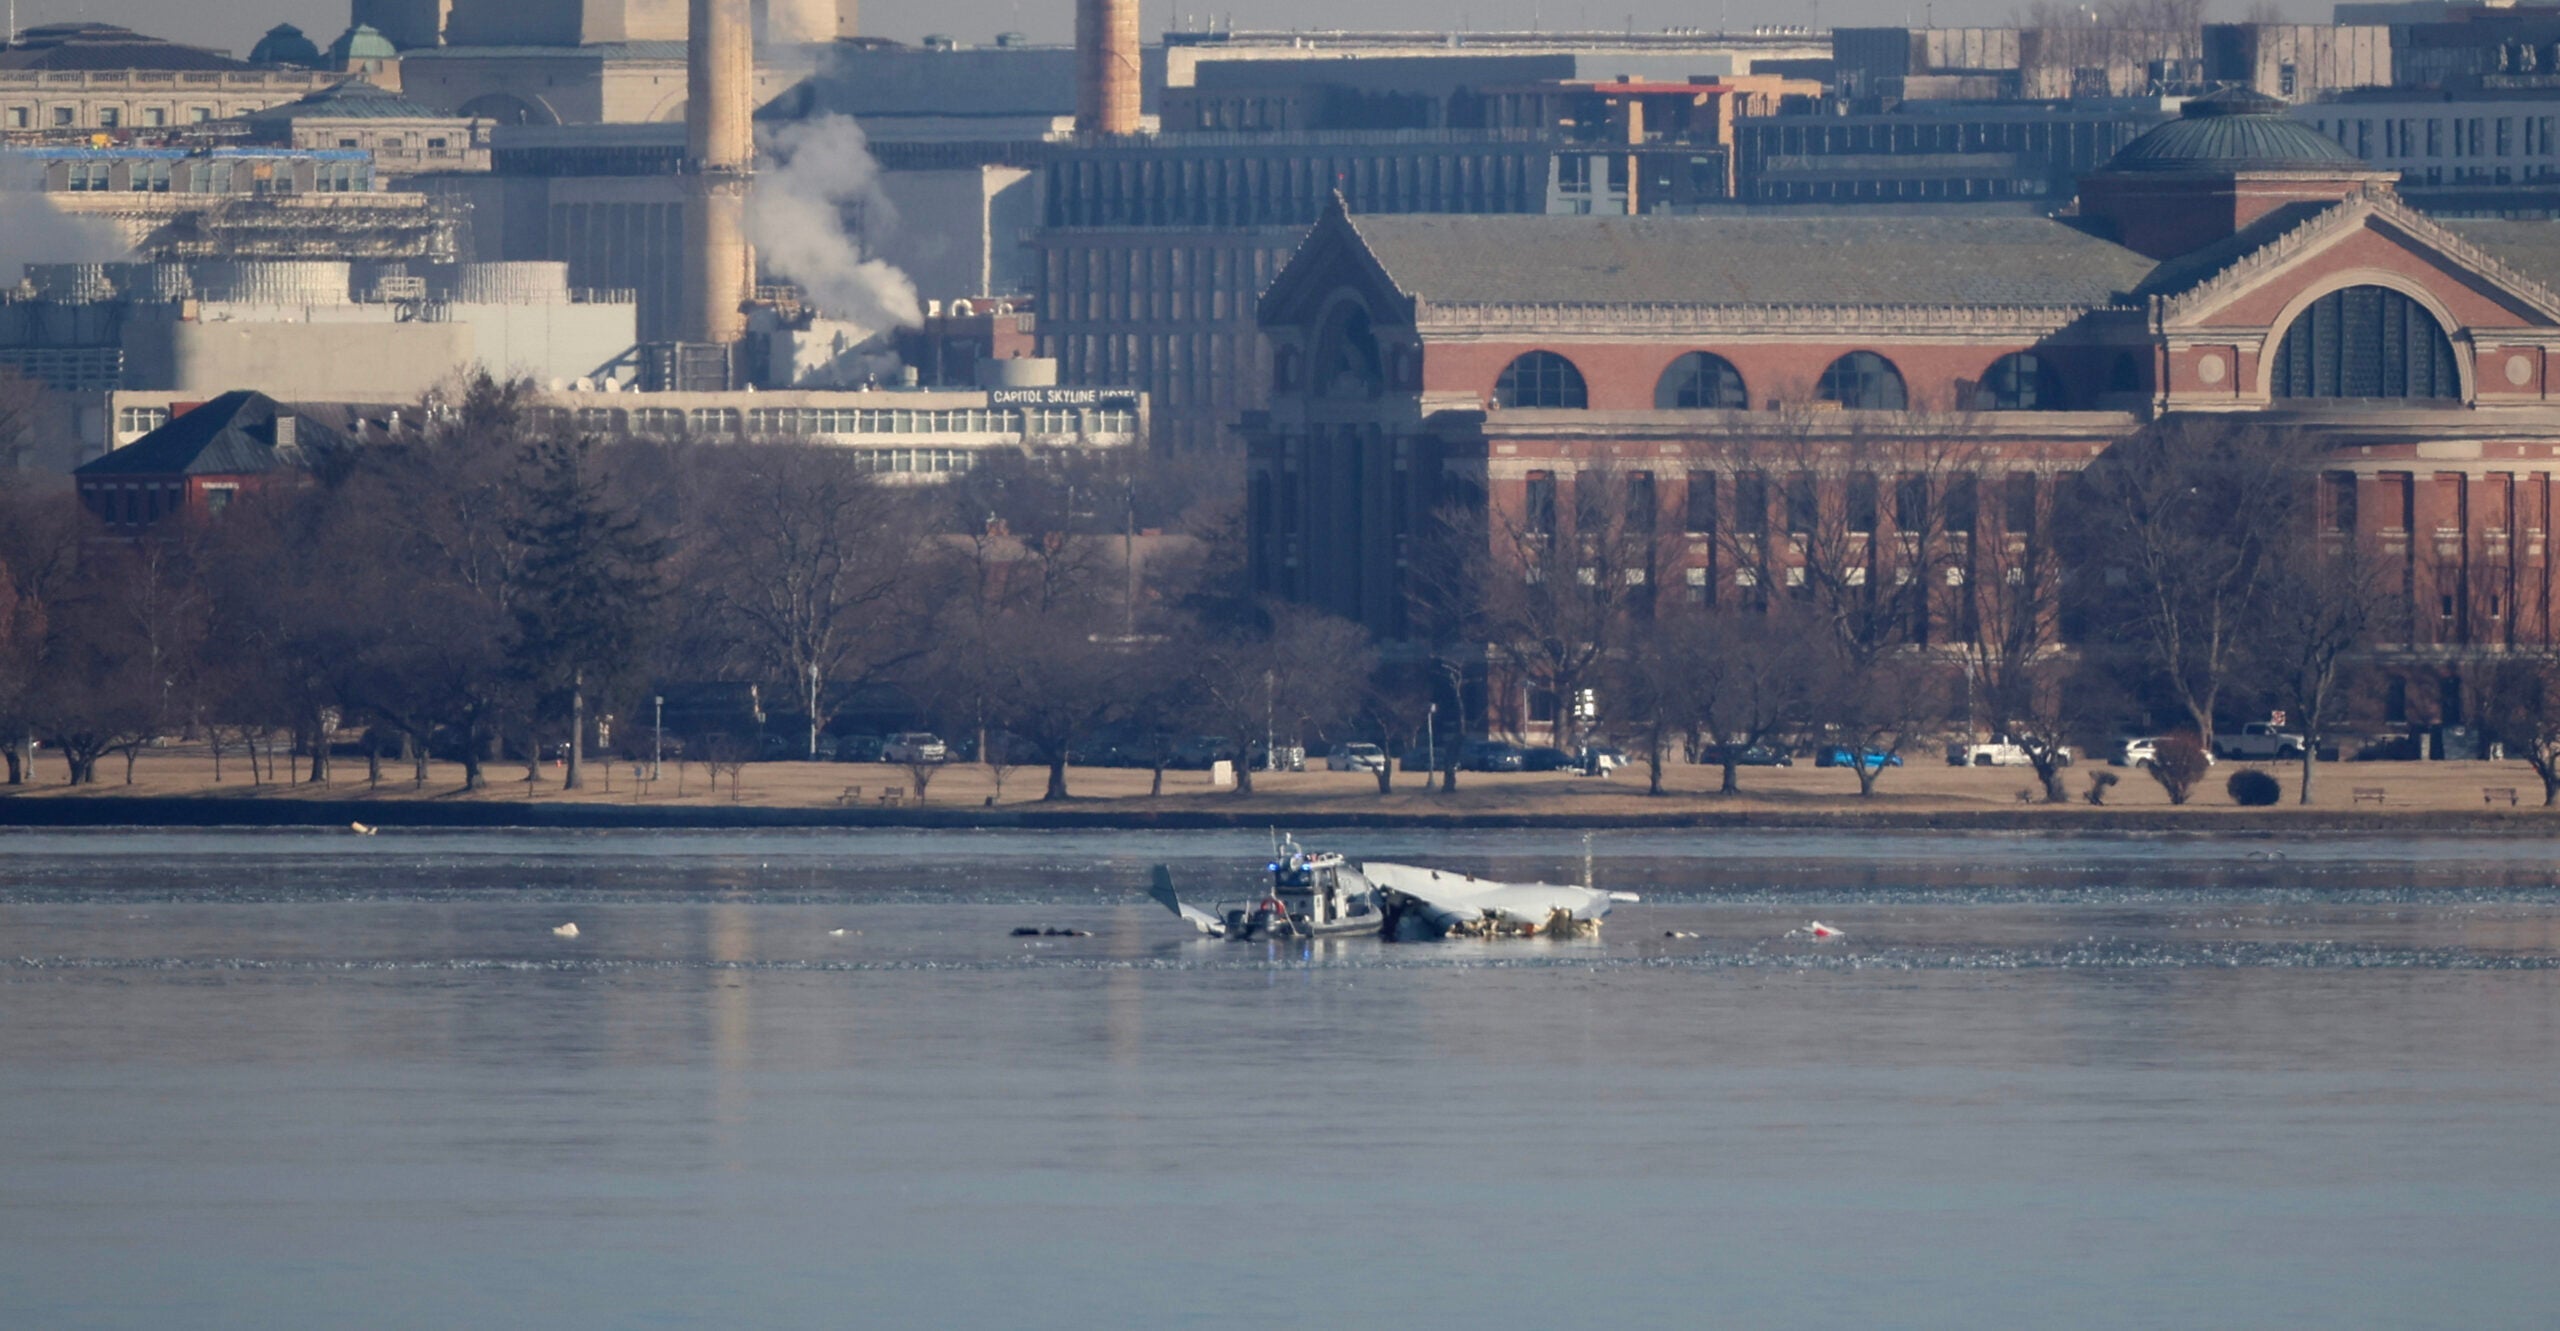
1149 838 1637 942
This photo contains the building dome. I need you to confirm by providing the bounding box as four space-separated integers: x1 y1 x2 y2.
2102 85 2366 174
247 23 322 68
327 24 400 65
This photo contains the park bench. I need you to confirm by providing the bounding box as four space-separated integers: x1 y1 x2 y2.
878 788 903 806
835 785 863 805
2484 786 2520 806
2351 787 2386 806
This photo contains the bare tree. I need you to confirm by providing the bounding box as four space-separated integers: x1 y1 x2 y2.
1601 603 1716 796
1690 603 1818 795
1356 667 1437 796
689 442 929 761
344 375 543 791
2479 653 2560 806
1190 603 1375 795
2066 417 2321 753
26 544 165 785
2248 527 2385 804
1695 406 1988 794
1962 471 2078 801
0 483 83 785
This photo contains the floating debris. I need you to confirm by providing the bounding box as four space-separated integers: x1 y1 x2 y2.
349 822 376 836
828 928 854 937
551 922 580 938
1664 930 1701 939
1786 921 1845 940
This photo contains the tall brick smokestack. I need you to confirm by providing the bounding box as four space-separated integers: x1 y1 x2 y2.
1074 0 1139 135
684 0 754 349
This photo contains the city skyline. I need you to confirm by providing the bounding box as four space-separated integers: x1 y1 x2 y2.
30 0 2328 59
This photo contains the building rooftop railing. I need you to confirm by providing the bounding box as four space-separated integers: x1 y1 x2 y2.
1069 126 1554 150
0 70 337 88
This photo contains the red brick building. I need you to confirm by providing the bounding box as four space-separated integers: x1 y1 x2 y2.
1246 87 2560 736
72 391 344 534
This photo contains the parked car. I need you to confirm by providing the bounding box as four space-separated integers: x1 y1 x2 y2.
1460 739 1528 772
882 732 947 763
1946 735 2073 767
833 733 885 763
1814 745 1902 770
1520 745 1577 772
2213 722 2306 760
2111 736 2215 769
1702 743 1793 767
1327 742 1389 772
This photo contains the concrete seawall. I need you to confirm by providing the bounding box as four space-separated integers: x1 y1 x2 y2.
3 795 2554 834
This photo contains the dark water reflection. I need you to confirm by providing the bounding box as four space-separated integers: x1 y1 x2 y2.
3 829 2556 1328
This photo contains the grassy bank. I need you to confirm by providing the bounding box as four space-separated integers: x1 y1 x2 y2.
2 748 2555 831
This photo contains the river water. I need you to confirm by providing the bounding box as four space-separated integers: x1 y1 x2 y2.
4 828 2556 1328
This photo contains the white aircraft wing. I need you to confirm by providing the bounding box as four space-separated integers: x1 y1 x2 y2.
1149 865 1227 936
1361 861 1635 930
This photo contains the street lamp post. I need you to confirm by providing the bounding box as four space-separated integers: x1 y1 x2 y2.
652 694 663 783
807 662 821 760
1426 702 1437 790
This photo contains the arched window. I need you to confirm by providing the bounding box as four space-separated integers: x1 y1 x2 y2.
1311 303 1383 399
1654 351 1749 409
2271 285 2461 401
1495 350 1588 409
1817 351 1907 410
1975 352 2062 410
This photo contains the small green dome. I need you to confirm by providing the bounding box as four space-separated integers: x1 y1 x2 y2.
2103 86 2366 174
328 24 400 64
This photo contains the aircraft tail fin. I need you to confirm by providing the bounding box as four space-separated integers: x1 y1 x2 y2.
1150 865 1224 935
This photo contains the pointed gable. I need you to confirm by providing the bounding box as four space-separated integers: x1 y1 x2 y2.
1258 195 1417 331
2150 192 2560 335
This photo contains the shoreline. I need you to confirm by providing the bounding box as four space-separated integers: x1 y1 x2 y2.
3 792 2556 834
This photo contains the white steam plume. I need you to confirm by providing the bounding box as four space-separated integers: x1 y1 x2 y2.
0 154 131 278
751 115 923 332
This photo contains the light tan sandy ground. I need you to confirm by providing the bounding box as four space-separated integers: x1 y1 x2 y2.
8 744 2555 818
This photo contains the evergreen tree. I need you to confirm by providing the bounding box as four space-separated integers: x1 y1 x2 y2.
509 432 665 790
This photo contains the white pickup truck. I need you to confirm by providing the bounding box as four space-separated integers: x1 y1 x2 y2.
1945 735 2074 767
2213 722 2306 760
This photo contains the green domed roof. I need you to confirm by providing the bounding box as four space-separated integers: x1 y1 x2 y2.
247 23 322 68
328 24 399 63
2103 86 2366 174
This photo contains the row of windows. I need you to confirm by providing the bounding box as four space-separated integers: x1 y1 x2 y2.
1493 349 2062 412
49 158 373 195
0 346 124 393
5 104 217 129
2311 114 2560 163
1042 241 1288 326
79 480 199 527
1493 286 2462 411
1043 150 1543 228
1523 469 2038 539
530 406 1142 439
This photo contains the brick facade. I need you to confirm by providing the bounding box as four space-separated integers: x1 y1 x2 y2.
1249 95 2560 739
